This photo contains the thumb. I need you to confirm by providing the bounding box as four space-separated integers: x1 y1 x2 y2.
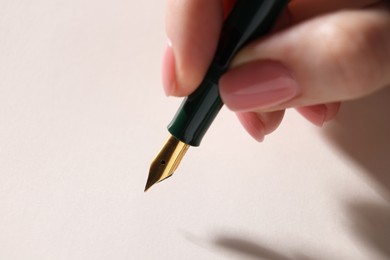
219 5 390 112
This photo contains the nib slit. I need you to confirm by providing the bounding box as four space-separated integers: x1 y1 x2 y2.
144 136 189 192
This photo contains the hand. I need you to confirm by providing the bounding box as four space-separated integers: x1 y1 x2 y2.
162 0 390 141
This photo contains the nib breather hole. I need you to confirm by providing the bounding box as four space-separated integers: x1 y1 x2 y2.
160 160 166 165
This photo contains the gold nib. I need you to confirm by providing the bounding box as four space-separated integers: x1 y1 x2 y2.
145 135 189 191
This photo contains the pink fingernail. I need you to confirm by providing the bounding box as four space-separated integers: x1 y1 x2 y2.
297 103 340 127
220 61 299 111
296 105 327 127
236 112 265 142
162 41 176 96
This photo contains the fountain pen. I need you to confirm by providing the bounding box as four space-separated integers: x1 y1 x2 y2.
145 0 288 191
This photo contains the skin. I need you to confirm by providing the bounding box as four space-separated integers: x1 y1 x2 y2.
162 0 390 142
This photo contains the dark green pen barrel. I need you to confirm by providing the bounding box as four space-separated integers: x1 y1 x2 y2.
168 0 288 146
168 67 224 146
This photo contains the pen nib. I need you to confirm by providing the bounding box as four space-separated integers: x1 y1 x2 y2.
145 135 189 192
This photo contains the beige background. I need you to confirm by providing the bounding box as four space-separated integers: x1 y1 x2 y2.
1 1 390 259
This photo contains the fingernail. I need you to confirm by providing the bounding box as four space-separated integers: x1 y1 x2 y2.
324 102 341 122
220 61 299 111
236 112 265 142
296 105 327 127
162 41 176 96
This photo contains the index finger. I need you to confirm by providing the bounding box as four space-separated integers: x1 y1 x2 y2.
165 0 233 96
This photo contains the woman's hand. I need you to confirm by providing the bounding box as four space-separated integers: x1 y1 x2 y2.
162 0 390 141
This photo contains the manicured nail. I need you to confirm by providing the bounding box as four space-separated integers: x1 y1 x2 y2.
162 41 176 96
220 61 299 111
296 105 327 127
236 112 265 142
298 103 340 126
324 102 341 122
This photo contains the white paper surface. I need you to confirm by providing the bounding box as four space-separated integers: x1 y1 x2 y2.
1 1 390 259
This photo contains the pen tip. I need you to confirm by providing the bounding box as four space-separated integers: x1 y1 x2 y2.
144 136 189 192
144 181 153 192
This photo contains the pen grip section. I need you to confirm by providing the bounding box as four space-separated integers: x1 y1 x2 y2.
168 74 222 147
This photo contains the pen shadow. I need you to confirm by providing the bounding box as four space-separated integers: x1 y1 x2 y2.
323 86 390 259
181 230 317 260
212 236 317 260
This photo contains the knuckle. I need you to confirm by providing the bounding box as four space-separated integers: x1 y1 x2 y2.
316 18 383 99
